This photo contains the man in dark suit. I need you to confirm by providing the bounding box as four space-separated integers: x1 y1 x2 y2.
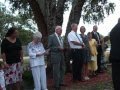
110 18 120 90
92 25 103 73
48 26 66 90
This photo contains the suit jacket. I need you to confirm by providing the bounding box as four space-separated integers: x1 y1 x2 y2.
92 31 103 53
92 31 101 44
48 34 64 64
109 23 120 63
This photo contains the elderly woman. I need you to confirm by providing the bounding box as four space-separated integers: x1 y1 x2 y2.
28 32 49 90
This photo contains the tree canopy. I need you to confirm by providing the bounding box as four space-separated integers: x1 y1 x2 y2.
19 29 33 45
0 2 33 44
5 0 115 43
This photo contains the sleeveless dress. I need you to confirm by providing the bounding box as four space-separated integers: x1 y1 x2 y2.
80 34 91 63
88 39 98 71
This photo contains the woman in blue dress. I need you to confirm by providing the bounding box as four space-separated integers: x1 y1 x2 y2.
80 26 90 80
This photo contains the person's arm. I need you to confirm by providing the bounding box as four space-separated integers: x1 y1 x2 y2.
0 85 2 90
27 43 45 59
1 53 7 65
18 39 24 64
71 41 83 46
41 43 50 55
68 34 84 46
20 50 24 64
1 39 9 67
37 43 46 56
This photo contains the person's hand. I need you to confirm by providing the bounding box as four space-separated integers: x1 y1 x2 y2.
91 53 95 56
21 59 24 64
58 46 64 51
81 43 85 48
3 62 9 68
36 53 42 57
45 49 50 55
0 85 3 90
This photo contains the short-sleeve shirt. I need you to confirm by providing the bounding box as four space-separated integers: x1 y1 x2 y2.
1 38 22 64
68 31 83 49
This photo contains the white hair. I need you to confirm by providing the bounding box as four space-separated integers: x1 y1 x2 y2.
33 31 42 39
55 26 62 32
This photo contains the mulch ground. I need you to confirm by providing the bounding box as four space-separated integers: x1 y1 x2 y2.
48 72 112 90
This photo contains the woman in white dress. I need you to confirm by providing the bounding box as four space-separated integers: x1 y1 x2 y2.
27 32 49 90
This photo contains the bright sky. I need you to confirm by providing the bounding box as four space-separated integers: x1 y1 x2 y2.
0 0 120 36
62 0 120 36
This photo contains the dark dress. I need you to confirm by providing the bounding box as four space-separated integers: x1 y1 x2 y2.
1 38 22 85
80 34 90 63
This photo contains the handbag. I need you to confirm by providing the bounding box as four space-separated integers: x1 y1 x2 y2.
91 56 97 61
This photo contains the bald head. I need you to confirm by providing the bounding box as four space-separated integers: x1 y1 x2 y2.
55 26 62 36
71 23 78 32
93 25 98 32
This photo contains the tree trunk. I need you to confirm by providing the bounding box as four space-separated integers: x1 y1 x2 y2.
27 0 48 46
45 0 66 34
45 0 57 34
28 0 67 36
65 0 86 37
56 0 67 26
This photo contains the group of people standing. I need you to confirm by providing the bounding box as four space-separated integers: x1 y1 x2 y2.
0 23 106 90
47 23 104 90
68 24 104 83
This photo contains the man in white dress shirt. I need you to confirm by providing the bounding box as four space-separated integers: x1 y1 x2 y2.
48 26 66 90
68 23 84 82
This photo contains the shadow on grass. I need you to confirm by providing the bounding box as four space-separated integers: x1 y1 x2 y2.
22 71 34 89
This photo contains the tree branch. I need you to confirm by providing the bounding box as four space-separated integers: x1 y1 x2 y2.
56 0 67 25
65 0 86 37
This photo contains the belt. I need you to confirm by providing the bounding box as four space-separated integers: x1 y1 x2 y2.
71 48 83 50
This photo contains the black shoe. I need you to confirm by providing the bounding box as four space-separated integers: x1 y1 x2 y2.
59 84 67 87
54 87 61 90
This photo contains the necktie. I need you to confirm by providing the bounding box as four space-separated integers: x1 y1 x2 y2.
58 36 63 48
75 33 82 43
95 32 100 44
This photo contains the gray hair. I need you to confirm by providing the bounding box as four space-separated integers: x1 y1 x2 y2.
33 31 42 39
55 26 62 32
71 23 77 27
